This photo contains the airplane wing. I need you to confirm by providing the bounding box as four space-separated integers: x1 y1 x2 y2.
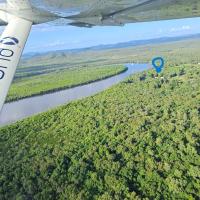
37 0 200 27
110 0 200 24
7 0 32 9
0 0 199 26
0 16 32 111
65 0 200 26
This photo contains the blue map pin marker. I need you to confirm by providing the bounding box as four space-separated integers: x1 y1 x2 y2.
152 57 164 73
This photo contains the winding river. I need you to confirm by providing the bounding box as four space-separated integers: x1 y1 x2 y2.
0 64 151 126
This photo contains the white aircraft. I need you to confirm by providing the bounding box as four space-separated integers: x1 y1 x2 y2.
0 0 199 111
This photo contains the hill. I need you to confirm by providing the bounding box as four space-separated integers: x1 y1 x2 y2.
19 36 200 70
22 33 200 60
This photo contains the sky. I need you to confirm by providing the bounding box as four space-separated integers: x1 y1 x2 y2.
1 17 200 54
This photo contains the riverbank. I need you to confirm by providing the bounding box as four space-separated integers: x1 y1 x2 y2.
6 65 127 103
0 64 151 126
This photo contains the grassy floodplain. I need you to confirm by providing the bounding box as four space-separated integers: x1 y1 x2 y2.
20 38 200 68
7 65 127 102
0 63 199 199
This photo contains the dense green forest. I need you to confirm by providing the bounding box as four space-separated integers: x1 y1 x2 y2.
0 63 199 199
7 65 126 102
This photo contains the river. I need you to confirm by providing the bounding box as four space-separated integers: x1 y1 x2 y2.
0 64 151 126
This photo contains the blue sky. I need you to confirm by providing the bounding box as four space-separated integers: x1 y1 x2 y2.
1 17 200 53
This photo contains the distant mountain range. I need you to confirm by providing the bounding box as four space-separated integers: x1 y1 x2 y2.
22 33 200 59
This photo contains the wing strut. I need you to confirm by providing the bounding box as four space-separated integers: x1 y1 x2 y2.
0 17 32 111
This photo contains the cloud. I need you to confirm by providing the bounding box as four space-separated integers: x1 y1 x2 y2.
32 23 63 32
27 39 81 51
28 40 65 51
43 40 66 48
170 25 191 33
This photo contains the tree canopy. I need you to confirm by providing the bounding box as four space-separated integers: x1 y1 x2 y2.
0 64 199 199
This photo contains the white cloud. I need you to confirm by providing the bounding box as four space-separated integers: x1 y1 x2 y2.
32 24 58 32
44 40 66 48
26 38 83 52
28 40 65 50
170 25 191 32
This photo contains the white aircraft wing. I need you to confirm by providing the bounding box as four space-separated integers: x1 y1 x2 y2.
7 0 32 9
0 16 32 111
33 0 200 27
